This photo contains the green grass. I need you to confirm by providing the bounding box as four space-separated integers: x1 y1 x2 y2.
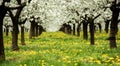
1 31 120 66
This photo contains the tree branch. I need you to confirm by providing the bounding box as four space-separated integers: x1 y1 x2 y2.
7 6 24 10
93 14 101 20
106 0 109 4
15 7 24 19
19 18 27 24
28 0 32 3
76 11 79 16
7 9 14 19
16 0 21 5
14 2 26 18
118 20 120 22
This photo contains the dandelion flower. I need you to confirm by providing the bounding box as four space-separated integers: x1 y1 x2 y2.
95 60 101 64
24 64 27 66
20 64 22 66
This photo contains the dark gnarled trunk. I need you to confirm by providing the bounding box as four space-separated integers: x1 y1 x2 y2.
12 19 19 51
83 22 88 40
97 23 102 33
89 21 95 45
0 2 8 60
38 25 43 35
19 18 27 45
21 26 25 45
0 24 5 61
67 24 72 34
109 17 118 48
29 20 36 39
35 23 39 37
29 22 34 39
105 20 110 33
109 1 119 48
109 15 118 48
8 2 25 50
5 26 9 36
73 23 75 35
89 14 101 45
77 23 81 37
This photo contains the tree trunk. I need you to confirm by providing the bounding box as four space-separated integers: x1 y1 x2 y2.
38 25 43 35
89 14 101 45
21 26 25 45
89 21 95 45
35 23 38 37
77 23 81 37
0 24 5 61
65 27 68 34
0 2 8 60
73 24 75 35
105 20 110 33
110 26 117 48
97 23 102 33
9 11 23 51
33 22 36 37
68 25 72 34
29 23 34 39
83 23 88 40
109 1 119 48
6 26 9 36
29 21 36 38
109 13 118 48
12 20 19 51
115 22 118 35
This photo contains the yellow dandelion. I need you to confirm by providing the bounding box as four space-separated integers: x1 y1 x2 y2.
79 50 82 52
63 57 67 61
38 60 41 62
67 60 71 63
20 64 22 66
102 48 104 50
51 65 54 66
111 60 115 63
24 64 27 66
117 59 120 62
109 64 112 66
116 62 120 65
86 42 90 45
95 41 99 44
63 64 67 66
74 42 78 44
116 56 119 58
102 54 108 58
58 59 61 62
74 63 78 66
67 56 70 58
89 57 94 62
95 60 101 64
42 60 45 63
42 60 45 66
42 63 45 66
109 57 114 60
89 57 94 60
107 49 110 51
105 60 111 63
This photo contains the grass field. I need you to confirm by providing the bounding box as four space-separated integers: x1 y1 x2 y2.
1 31 120 66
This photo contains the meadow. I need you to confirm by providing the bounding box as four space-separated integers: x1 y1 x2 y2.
1 31 120 66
